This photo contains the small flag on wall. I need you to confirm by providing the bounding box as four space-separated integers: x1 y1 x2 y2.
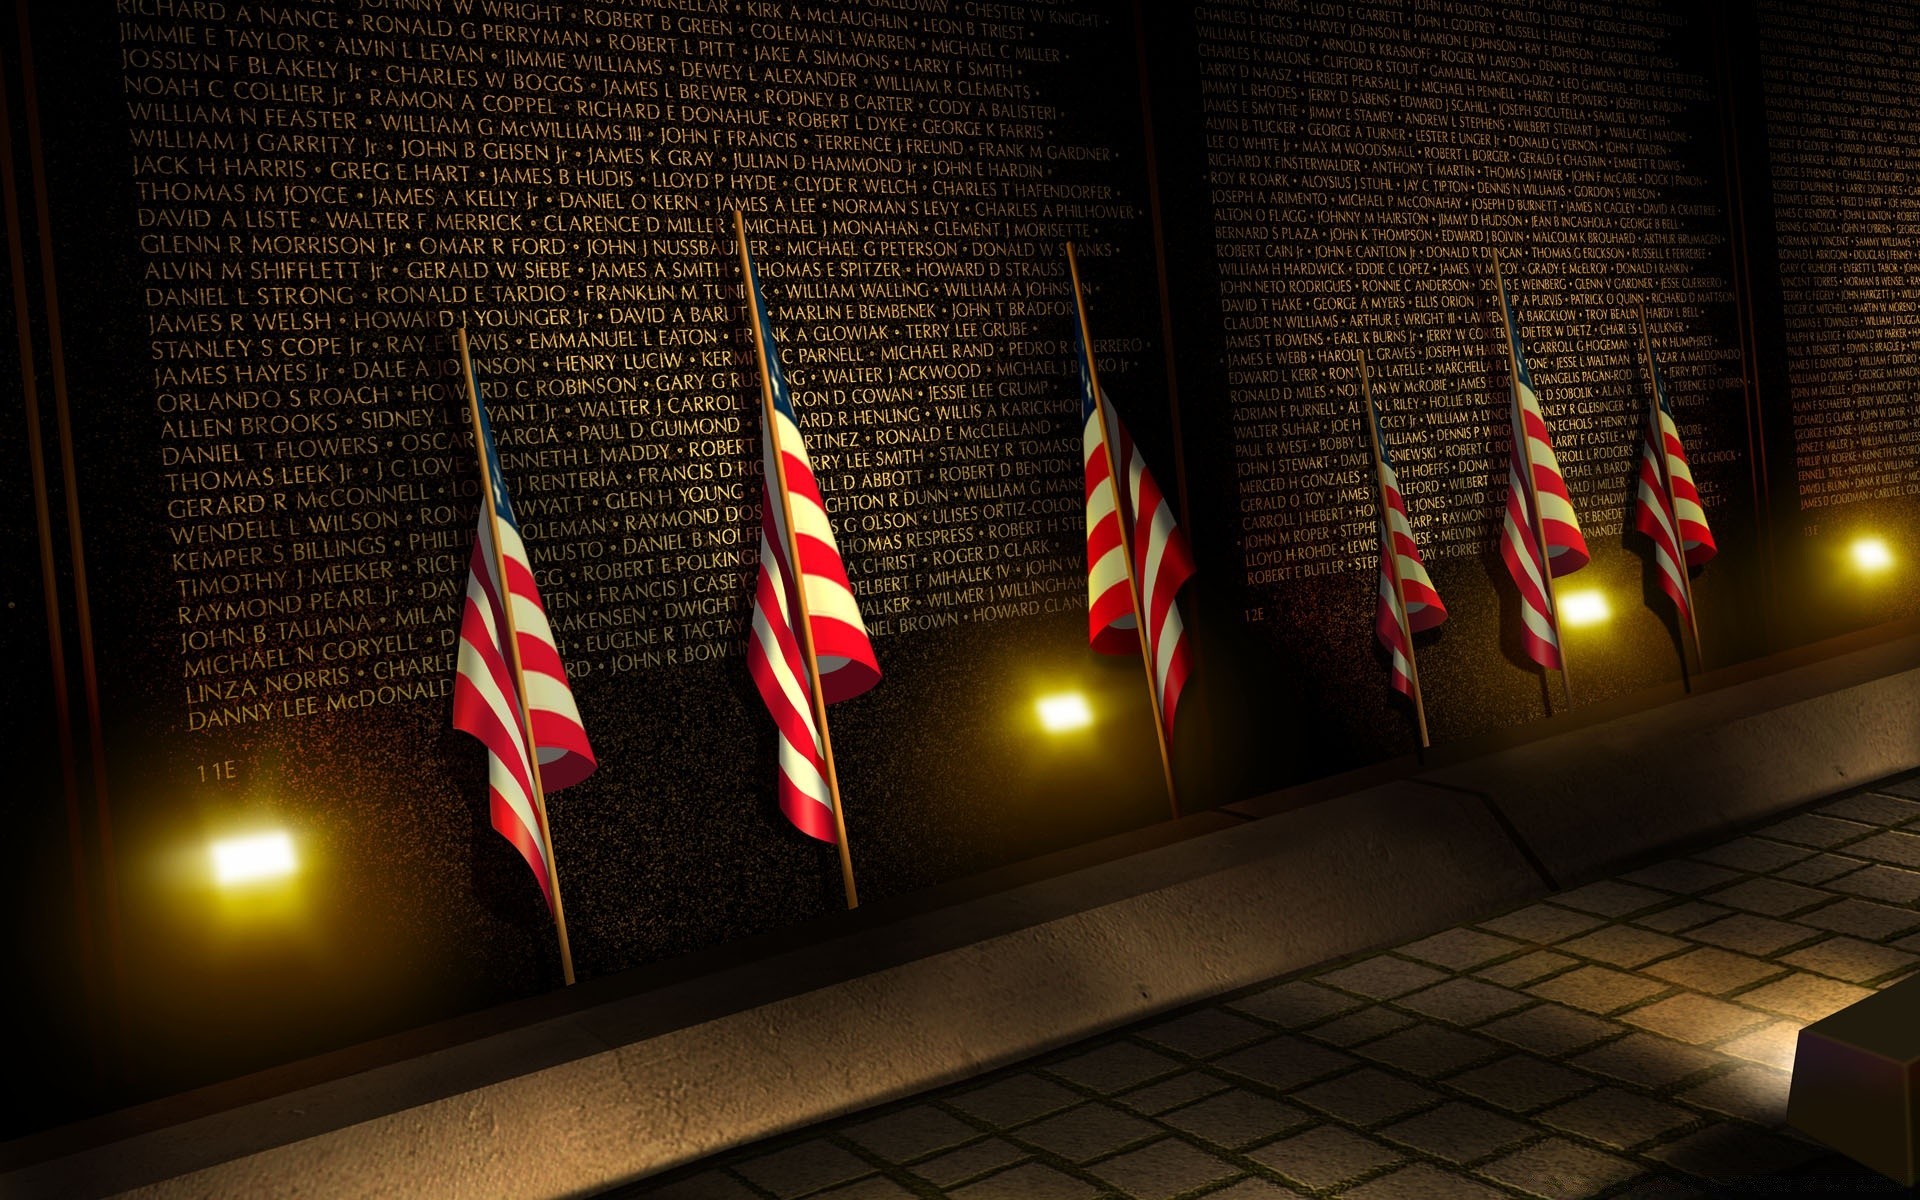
1494 254 1587 687
1358 351 1445 746
1068 245 1193 818
1634 306 1715 653
735 213 880 909
450 330 595 983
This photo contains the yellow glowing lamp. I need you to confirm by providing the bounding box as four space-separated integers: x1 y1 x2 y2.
1558 588 1611 628
210 830 298 888
1035 692 1094 733
1851 536 1894 573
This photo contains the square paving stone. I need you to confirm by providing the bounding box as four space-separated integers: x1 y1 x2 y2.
1247 1125 1403 1191
1339 1163 1510 1199
1783 935 1920 984
1687 913 1821 957
1555 926 1689 969
951 1162 1101 1200
1759 814 1876 849
1847 830 1920 870
1013 1103 1159 1163
636 1171 764 1200
1776 854 1868 885
1692 837 1812 873
1397 978 1535 1025
1700 878 1834 917
843 1105 983 1163
1138 1009 1272 1060
813 1180 916 1200
1397 928 1528 971
1161 1088 1312 1149
1203 1181 1308 1199
1823 791 1920 824
1228 980 1363 1028
1607 1178 1714 1199
1116 1072 1232 1116
1446 1054 1597 1112
1474 951 1578 988
1716 1020 1800 1071
1736 972 1873 1022
734 1141 875 1199
1317 956 1450 1000
1622 994 1769 1045
1307 1006 1417 1047
1527 965 1668 1014
1642 1123 1825 1179
1477 904 1608 944
910 1139 1027 1189
1641 947 1785 994
1876 775 1920 802
1829 864 1920 905
1292 1067 1440 1126
1088 1137 1240 1200
1551 880 1670 916
1801 897 1920 940
1676 1064 1791 1126
1356 1024 1502 1077
1570 1032 1720 1087
1539 1087 1697 1150
1635 902 1733 933
1477 1137 1646 1198
1623 860 1744 895
1045 1041 1183 1094
948 1075 1081 1127
1476 1002 1621 1055
1378 1101 1533 1164
1215 1036 1357 1091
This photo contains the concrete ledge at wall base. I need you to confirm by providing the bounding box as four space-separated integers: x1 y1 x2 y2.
7 784 1545 1200
7 627 1920 1199
1422 629 1920 887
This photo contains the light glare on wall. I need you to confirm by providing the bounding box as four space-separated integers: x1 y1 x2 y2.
1036 692 1093 733
1851 536 1894 573
1558 589 1611 628
210 831 298 888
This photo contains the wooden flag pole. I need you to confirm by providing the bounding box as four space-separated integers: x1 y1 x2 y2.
1068 242 1181 821
1639 304 1704 671
1358 350 1430 749
457 326 576 986
1491 247 1575 710
735 211 860 909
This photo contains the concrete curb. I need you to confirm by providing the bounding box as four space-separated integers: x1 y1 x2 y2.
7 632 1920 1198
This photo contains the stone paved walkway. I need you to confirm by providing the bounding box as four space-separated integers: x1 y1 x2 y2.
614 776 1920 1199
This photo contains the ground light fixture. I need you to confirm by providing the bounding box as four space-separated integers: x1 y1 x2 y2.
1035 691 1094 733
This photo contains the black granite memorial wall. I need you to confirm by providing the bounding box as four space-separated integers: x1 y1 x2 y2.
3 0 1912 1135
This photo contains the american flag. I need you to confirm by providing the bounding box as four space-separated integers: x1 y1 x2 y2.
1370 412 1447 696
1076 320 1195 738
740 245 880 843
1496 270 1588 670
451 389 595 912
1633 331 1716 625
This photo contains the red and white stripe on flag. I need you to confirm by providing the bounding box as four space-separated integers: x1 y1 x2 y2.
452 514 597 912
745 337 880 844
1654 402 1716 568
1634 392 1716 622
1513 375 1590 576
1084 392 1196 736
1374 456 1446 696
1633 427 1691 624
1500 448 1562 670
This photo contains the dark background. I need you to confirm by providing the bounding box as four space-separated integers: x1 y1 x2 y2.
4 0 1911 1137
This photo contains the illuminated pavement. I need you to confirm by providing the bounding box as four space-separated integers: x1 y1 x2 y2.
613 777 1920 1199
